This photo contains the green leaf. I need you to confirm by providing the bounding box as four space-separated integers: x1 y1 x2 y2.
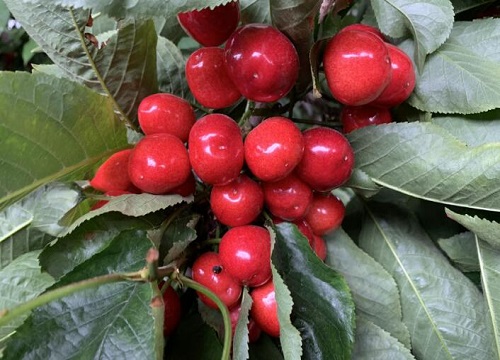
21 38 39 65
0 72 126 211
241 0 272 24
0 0 9 30
160 213 199 265
326 228 410 348
233 287 252 360
0 251 54 342
273 222 355 360
437 232 479 272
61 193 193 236
156 36 191 100
360 203 496 360
451 0 496 13
348 122 500 212
3 231 157 359
345 168 382 198
249 334 284 360
476 238 500 358
370 0 454 69
445 208 500 248
407 19 500 114
352 316 415 360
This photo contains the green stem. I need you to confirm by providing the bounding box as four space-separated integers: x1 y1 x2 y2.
179 275 232 360
0 272 140 327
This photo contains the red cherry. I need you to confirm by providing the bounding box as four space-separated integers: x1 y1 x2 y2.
250 280 280 337
229 304 262 343
224 24 299 102
340 105 392 133
192 252 242 309
137 93 196 142
310 235 327 261
263 174 313 221
244 117 304 182
372 43 416 107
162 286 182 337
167 171 196 197
186 47 242 109
188 114 244 185
339 23 385 40
177 1 240 47
323 30 392 105
295 127 355 192
305 193 345 236
273 217 315 244
91 190 134 210
128 134 191 194
219 225 272 287
90 149 137 193
210 174 264 227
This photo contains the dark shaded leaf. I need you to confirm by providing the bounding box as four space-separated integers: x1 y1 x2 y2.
438 232 479 272
446 208 500 248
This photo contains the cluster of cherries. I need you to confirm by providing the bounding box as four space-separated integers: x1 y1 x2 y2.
324 23 416 133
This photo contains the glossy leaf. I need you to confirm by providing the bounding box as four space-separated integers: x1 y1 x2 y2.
348 122 500 212
0 72 126 211
326 228 410 348
371 0 454 69
273 222 355 360
360 203 496 360
445 208 500 248
233 287 252 360
437 232 479 272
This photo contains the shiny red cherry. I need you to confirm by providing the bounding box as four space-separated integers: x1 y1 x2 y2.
162 286 182 337
339 23 385 40
128 134 191 194
340 105 392 133
305 193 345 236
295 127 354 192
186 47 242 109
310 235 327 261
188 114 244 185
137 93 196 142
167 171 196 197
90 149 137 193
224 24 299 102
323 30 392 105
250 280 280 337
177 1 240 47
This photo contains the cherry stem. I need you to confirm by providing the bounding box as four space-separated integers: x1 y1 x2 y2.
178 275 232 360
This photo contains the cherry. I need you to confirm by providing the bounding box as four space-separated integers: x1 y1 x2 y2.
186 47 242 109
305 193 345 236
128 134 191 194
219 225 272 287
229 304 262 343
210 174 264 227
192 252 242 309
90 149 137 193
137 93 196 142
295 127 355 192
340 105 392 133
224 24 299 102
372 43 416 107
310 234 327 261
167 171 196 197
244 116 304 182
323 29 392 105
250 280 280 337
188 114 244 185
177 1 240 47
339 23 385 40
91 190 133 211
263 173 313 221
162 286 182 337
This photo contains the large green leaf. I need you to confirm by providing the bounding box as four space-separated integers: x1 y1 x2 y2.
240 0 272 24
370 0 454 69
476 238 500 358
0 251 54 342
451 0 496 13
407 19 500 114
3 230 157 359
0 72 126 210
326 229 410 348
3 1 158 124
446 208 500 248
359 203 496 360
348 122 500 212
437 232 479 272
273 222 355 360
156 36 191 100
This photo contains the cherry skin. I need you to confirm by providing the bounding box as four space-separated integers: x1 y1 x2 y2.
128 134 191 194
323 29 392 105
219 225 272 287
305 193 345 236
295 127 355 192
177 1 240 47
244 116 304 182
188 114 244 186
340 105 392 134
210 174 264 227
229 304 262 343
167 171 196 197
186 47 242 109
90 149 138 193
224 24 299 102
339 23 385 40
250 280 280 337
162 286 182 337
192 252 242 309
263 173 313 221
310 234 327 261
137 93 196 142
372 43 416 107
